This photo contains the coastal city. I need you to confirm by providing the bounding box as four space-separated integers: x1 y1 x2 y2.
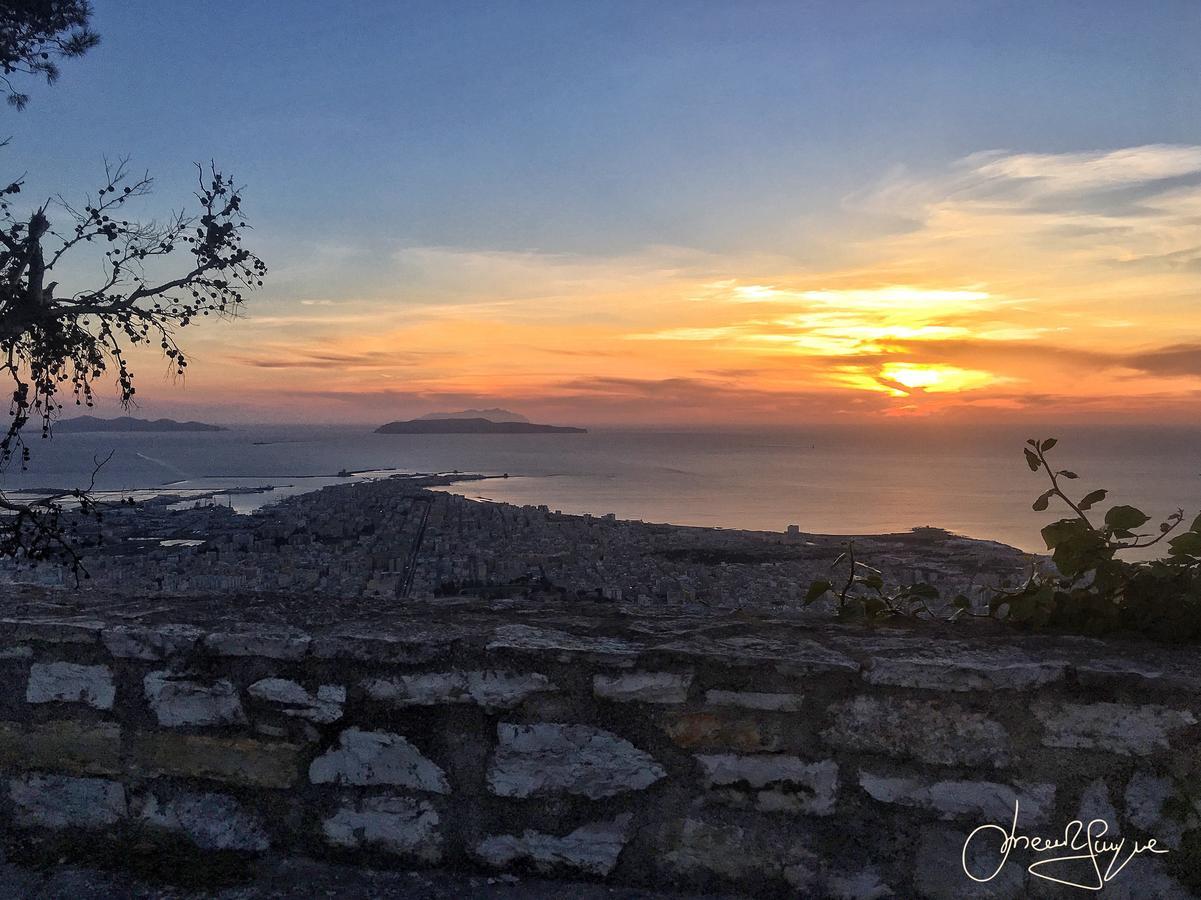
0 474 1033 612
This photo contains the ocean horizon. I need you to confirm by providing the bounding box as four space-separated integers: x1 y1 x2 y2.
3 421 1197 556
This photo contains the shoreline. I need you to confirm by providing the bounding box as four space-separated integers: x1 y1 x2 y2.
0 475 1034 611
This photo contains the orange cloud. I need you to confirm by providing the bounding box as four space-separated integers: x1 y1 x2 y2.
101 145 1201 425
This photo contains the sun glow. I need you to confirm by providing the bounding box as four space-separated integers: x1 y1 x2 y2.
879 363 998 393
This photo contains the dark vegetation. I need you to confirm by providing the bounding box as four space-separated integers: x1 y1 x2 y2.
53 415 226 432
806 438 1201 641
376 417 586 434
0 0 98 109
0 1 265 573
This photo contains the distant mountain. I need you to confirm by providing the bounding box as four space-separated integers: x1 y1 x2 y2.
55 416 226 433
376 417 585 435
417 408 529 423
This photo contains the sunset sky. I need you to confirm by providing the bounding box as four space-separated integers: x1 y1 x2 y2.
9 1 1201 425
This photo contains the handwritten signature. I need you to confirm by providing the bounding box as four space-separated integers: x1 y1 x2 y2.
962 800 1168 891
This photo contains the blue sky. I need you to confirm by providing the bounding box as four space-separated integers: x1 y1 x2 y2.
5 1 1201 423
12 1 1199 260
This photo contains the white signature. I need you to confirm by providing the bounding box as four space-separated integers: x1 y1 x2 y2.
962 800 1168 891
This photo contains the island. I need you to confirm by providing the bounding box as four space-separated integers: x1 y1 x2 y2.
375 417 586 434
417 408 529 423
54 416 226 433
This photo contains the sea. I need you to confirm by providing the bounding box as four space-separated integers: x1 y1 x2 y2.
1 423 1199 556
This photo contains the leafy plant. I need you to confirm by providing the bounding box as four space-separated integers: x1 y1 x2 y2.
803 539 949 620
991 439 1201 638
803 438 1201 640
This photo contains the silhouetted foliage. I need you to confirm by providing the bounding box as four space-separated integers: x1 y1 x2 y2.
805 439 1201 641
803 539 945 620
0 2 265 575
0 160 267 573
1 0 99 109
989 438 1201 640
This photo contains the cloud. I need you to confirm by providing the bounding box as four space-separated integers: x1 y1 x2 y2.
849 145 1201 285
129 144 1201 425
970 145 1201 192
627 326 742 341
233 348 436 370
1122 344 1201 378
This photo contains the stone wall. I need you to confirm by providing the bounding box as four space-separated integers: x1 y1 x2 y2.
2 601 1201 898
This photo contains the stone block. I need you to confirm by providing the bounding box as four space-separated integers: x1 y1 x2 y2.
659 816 816 886
487 624 643 665
131 732 300 788
704 690 804 712
1124 771 1189 850
322 795 442 861
1073 658 1201 692
309 728 449 793
593 671 692 704
663 711 783 752
0 721 121 775
697 753 838 815
139 790 270 851
653 635 857 674
1076 779 1120 836
915 824 1025 898
363 670 554 711
661 817 754 881
311 631 451 664
102 623 204 660
858 771 1055 825
26 662 115 710
475 814 632 876
248 678 345 723
204 627 311 660
0 619 103 644
488 722 665 799
9 774 126 829
864 648 1067 692
1033 701 1196 756
144 671 246 728
824 696 1010 767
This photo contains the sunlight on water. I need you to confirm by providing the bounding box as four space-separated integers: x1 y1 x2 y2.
2 424 1197 554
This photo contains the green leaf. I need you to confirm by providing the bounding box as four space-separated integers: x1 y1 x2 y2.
1041 518 1088 550
862 573 884 591
838 598 866 620
1040 518 1109 577
1040 438 1058 452
1168 532 1201 558
1026 439 1038 447
804 580 832 604
1078 489 1107 511
1051 531 1111 578
1032 490 1053 512
1058 470 1078 479
1024 448 1041 472
1104 505 1150 532
907 583 939 599
952 594 972 610
1191 512 1201 533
